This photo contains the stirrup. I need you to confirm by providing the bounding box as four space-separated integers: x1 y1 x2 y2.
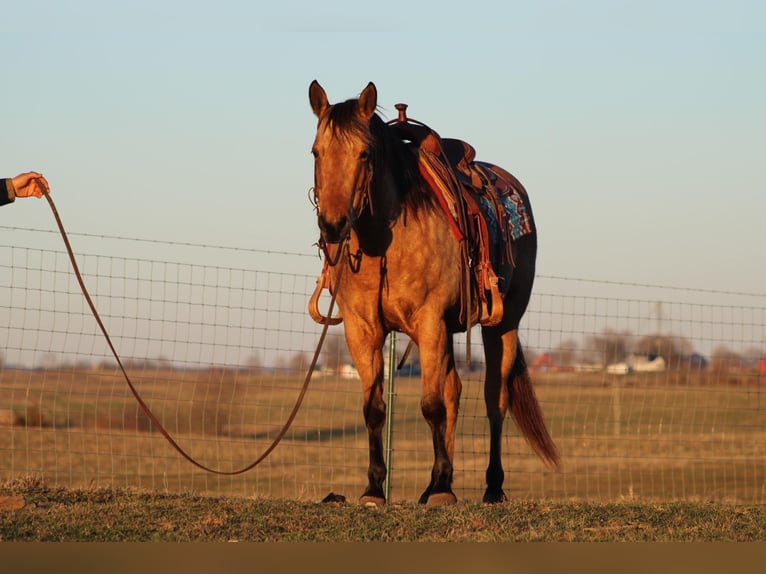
477 265 503 327
308 263 343 325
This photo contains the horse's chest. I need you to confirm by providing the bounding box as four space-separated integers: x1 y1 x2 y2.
339 255 457 327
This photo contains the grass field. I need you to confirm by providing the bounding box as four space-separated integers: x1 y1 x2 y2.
1 366 765 505
2 475 766 542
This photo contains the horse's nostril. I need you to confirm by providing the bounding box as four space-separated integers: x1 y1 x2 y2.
319 215 349 243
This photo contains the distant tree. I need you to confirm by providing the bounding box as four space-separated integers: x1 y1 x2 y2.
74 359 92 371
97 359 118 371
525 347 539 366
551 339 579 367
273 352 308 375
322 332 350 371
155 355 173 370
743 347 763 363
40 352 59 370
245 352 263 371
710 345 745 373
287 352 309 375
585 329 630 366
634 334 694 369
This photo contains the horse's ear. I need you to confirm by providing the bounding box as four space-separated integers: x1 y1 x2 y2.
309 80 328 118
358 82 377 121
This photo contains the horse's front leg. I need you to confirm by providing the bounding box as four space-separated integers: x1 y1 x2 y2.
417 328 461 505
344 322 387 505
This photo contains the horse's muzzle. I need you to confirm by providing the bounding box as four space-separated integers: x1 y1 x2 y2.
318 214 350 244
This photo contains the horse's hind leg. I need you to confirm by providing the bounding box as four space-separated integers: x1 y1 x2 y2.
481 233 540 503
481 326 518 503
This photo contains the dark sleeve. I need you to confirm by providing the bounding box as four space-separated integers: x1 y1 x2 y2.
1 179 15 206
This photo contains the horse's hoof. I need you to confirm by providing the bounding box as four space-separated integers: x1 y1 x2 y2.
359 495 385 507
482 489 507 504
425 492 457 506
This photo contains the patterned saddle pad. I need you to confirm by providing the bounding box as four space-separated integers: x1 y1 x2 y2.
464 161 533 243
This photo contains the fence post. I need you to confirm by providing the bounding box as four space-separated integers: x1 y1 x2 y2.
612 379 622 437
384 331 396 501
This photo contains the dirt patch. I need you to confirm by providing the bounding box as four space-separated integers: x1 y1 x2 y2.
0 496 25 510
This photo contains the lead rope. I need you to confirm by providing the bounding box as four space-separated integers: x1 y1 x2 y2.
39 180 342 476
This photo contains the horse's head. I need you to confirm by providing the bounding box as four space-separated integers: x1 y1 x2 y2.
309 80 378 245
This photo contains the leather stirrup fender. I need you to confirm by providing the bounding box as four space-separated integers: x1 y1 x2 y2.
308 262 343 325
478 264 504 327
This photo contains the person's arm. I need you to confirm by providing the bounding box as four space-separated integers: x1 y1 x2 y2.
1 178 15 206
1 172 49 207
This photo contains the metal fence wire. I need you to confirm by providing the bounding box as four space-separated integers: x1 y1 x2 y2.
1 229 765 503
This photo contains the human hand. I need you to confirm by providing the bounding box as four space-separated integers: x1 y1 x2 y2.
11 172 50 198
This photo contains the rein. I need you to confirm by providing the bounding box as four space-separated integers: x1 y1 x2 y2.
39 180 340 476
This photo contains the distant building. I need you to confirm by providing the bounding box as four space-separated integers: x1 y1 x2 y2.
606 354 666 375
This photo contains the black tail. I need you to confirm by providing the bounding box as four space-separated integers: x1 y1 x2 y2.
509 342 560 468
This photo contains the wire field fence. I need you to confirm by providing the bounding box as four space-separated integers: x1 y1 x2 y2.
1 227 765 504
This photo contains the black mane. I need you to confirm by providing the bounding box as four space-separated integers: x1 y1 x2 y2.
325 100 435 214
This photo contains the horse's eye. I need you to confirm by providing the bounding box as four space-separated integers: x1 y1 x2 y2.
311 149 319 159
359 149 370 161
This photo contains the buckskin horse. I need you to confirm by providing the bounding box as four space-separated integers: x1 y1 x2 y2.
307 80 559 505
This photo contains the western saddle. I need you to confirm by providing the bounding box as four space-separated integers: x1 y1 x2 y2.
388 103 528 331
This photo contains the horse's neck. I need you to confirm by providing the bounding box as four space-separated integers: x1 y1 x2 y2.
348 169 400 254
377 168 401 209
360 166 396 221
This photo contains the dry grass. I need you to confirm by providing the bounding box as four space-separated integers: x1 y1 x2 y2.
1 366 765 504
3 475 766 542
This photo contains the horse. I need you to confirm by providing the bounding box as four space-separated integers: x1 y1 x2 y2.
308 80 559 505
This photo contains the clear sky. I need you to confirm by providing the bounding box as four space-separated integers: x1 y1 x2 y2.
3 0 764 295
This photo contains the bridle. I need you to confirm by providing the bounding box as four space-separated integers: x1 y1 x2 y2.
310 134 375 267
